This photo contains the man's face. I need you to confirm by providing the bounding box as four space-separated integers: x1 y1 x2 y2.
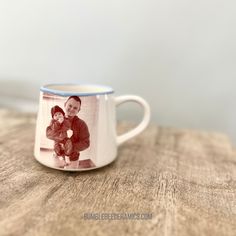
64 98 81 117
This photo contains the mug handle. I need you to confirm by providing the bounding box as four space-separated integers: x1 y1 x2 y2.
115 95 151 146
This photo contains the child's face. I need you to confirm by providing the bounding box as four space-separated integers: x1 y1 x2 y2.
53 112 64 121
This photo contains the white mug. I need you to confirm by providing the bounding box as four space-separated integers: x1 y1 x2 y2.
34 84 151 171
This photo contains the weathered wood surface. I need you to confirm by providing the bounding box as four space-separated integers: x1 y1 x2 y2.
0 109 236 236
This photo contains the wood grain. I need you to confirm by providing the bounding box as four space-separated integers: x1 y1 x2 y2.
0 109 236 236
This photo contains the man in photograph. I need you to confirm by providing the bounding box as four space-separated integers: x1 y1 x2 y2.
64 96 90 168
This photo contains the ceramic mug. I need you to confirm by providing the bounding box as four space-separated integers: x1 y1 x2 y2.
34 84 150 171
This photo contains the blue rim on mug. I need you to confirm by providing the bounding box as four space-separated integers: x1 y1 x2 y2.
40 83 115 97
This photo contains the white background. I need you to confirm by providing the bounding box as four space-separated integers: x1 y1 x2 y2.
0 0 235 145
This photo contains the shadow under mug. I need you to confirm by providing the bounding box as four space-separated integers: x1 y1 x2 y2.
34 84 151 171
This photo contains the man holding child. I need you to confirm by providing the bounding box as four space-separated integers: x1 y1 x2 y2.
47 95 90 169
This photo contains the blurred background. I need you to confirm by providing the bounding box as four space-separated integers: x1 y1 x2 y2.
0 0 235 144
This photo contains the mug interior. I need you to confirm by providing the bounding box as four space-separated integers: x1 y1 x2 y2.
41 84 114 96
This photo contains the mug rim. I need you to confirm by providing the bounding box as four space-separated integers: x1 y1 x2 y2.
40 83 114 97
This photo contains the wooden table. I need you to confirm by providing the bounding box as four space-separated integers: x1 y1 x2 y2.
0 109 236 236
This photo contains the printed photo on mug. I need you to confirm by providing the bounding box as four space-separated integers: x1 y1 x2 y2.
37 93 99 170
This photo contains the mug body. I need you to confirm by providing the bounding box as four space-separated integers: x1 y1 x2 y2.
34 84 117 171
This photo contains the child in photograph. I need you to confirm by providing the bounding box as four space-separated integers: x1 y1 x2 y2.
46 105 73 166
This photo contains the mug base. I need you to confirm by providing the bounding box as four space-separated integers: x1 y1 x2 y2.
34 155 117 172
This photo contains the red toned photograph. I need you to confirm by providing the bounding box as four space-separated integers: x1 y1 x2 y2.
40 94 97 169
